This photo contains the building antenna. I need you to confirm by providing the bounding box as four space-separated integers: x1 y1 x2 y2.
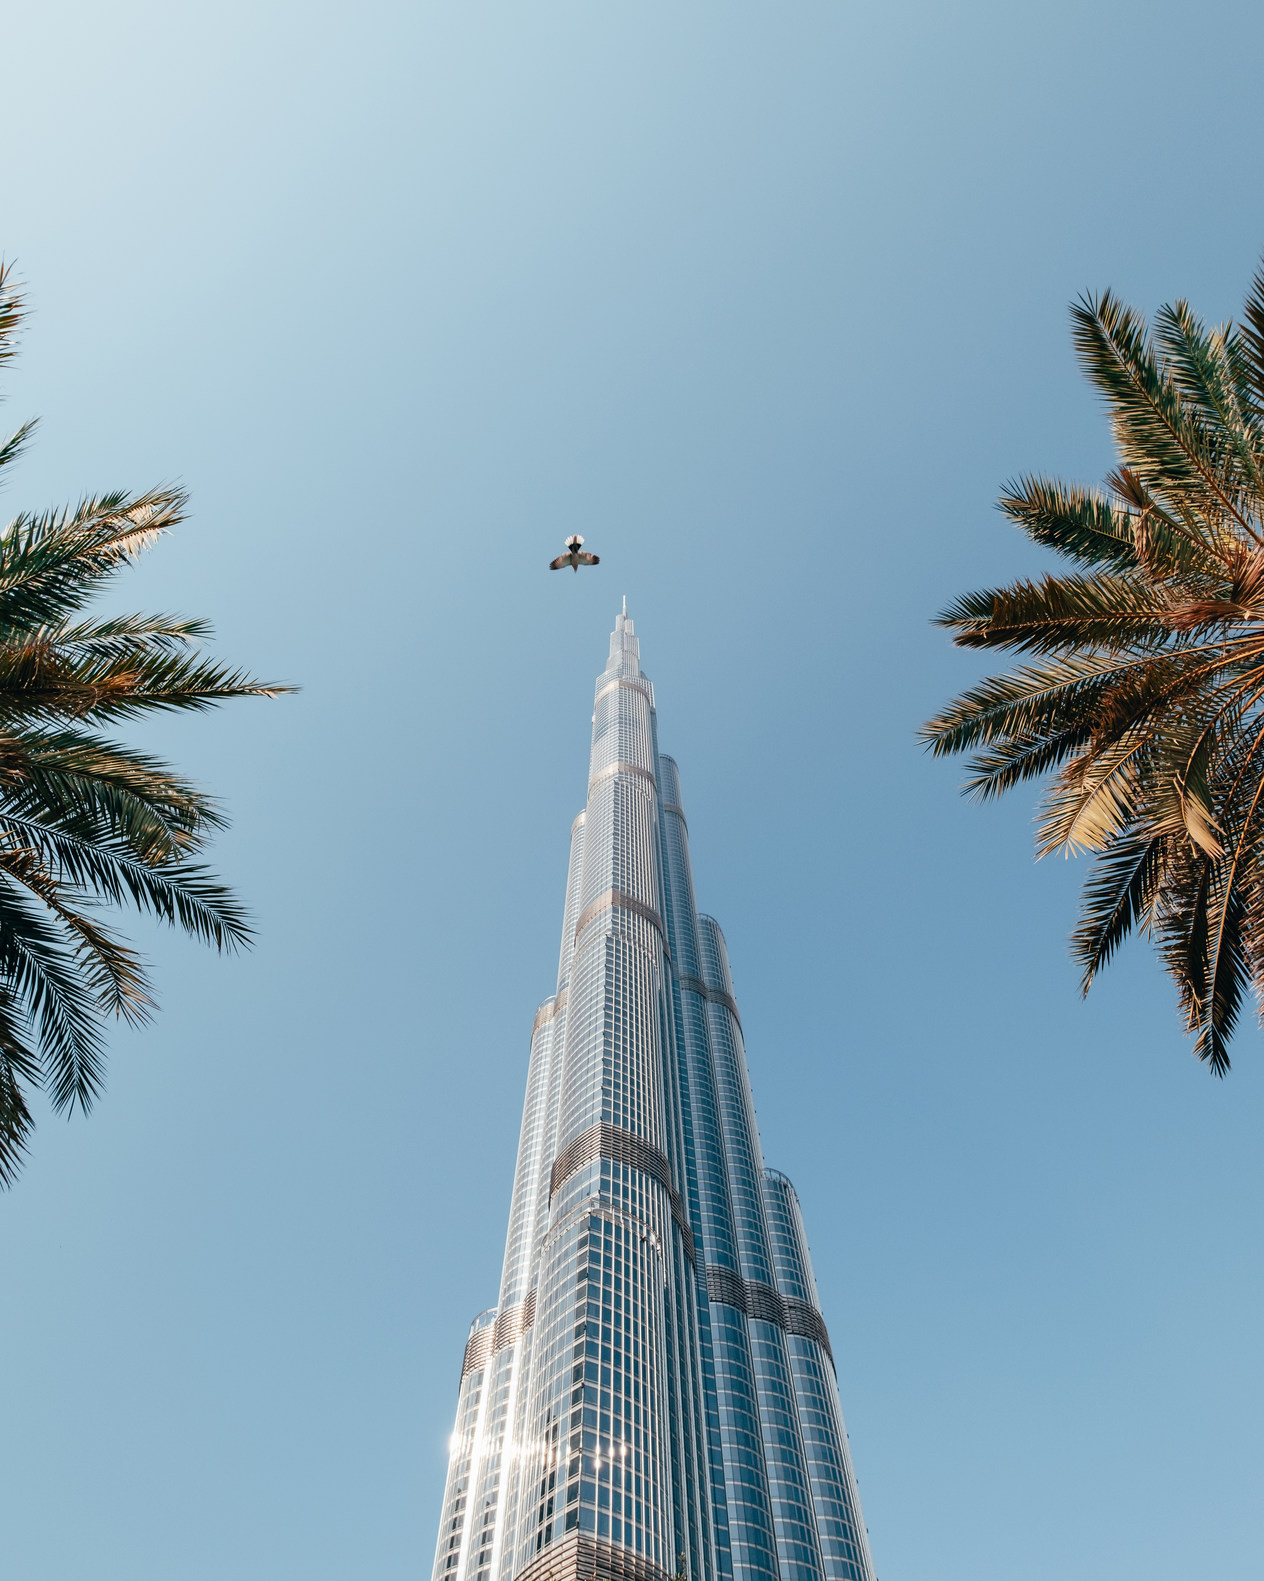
622 595 627 616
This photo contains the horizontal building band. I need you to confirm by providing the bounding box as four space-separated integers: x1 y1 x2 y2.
659 801 687 827
592 676 654 708
461 1289 537 1378
573 888 667 947
704 1264 834 1365
532 989 568 1034
549 1122 695 1264
587 759 657 794
676 973 741 1026
513 1532 673 1581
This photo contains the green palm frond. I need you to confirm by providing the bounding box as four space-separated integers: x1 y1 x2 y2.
0 1053 35 1186
4 728 227 839
0 276 293 1180
937 571 1179 654
0 870 110 1112
926 256 1264 1072
0 419 38 478
0 263 22 371
1071 828 1170 991
1238 261 1264 408
0 489 187 639
53 613 215 652
998 477 1139 571
0 641 286 724
1155 303 1264 498
1 818 250 947
1072 291 1257 543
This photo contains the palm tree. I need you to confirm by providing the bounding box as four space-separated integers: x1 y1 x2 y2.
0 264 288 1182
922 256 1264 1075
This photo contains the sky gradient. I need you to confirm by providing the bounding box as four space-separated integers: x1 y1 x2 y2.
3 4 1264 1578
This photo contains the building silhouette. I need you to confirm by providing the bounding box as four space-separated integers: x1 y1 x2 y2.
431 611 876 1581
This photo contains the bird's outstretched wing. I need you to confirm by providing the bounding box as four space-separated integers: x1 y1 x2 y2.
549 554 571 569
577 552 599 566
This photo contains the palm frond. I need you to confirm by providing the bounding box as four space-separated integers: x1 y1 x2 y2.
52 612 215 654
1103 463 1225 577
57 909 153 1028
1071 830 1170 991
0 871 109 1113
0 818 250 949
1183 724 1264 1071
998 477 1140 571
921 647 1221 759
0 418 38 479
2 727 228 845
1072 292 1258 545
936 571 1178 654
0 263 22 372
0 488 188 641
0 641 289 724
0 1051 35 1187
1165 853 1247 1079
1036 733 1149 856
1237 259 1264 414
1154 301 1264 502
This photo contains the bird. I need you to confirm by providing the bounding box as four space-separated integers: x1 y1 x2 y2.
550 534 600 573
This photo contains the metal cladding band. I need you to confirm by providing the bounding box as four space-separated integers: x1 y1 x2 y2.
593 677 654 707
460 1323 493 1377
513 1532 673 1581
573 888 667 947
532 990 568 1033
587 759 657 793
660 801 688 827
461 1291 537 1378
704 1263 746 1310
704 1265 834 1367
550 1123 696 1264
782 1296 833 1357
676 973 742 1027
494 1290 537 1351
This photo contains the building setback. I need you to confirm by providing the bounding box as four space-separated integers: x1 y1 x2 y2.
431 610 876 1581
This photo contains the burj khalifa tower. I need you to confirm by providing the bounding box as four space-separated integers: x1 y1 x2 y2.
431 611 877 1581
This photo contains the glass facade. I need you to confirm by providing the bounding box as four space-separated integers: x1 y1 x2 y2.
431 612 876 1581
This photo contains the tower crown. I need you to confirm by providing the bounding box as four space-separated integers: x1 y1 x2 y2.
606 606 641 677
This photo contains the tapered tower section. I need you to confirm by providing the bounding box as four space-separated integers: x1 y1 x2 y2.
431 614 876 1581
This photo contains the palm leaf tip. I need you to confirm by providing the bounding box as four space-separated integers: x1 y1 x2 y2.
0 261 24 371
1192 1023 1233 1077
0 1064 34 1186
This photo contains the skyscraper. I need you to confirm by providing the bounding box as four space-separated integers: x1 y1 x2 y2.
431 612 877 1581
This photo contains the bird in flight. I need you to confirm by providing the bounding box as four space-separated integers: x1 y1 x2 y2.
550 534 600 573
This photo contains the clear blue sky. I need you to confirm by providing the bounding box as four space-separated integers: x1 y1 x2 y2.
3 3 1263 1578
